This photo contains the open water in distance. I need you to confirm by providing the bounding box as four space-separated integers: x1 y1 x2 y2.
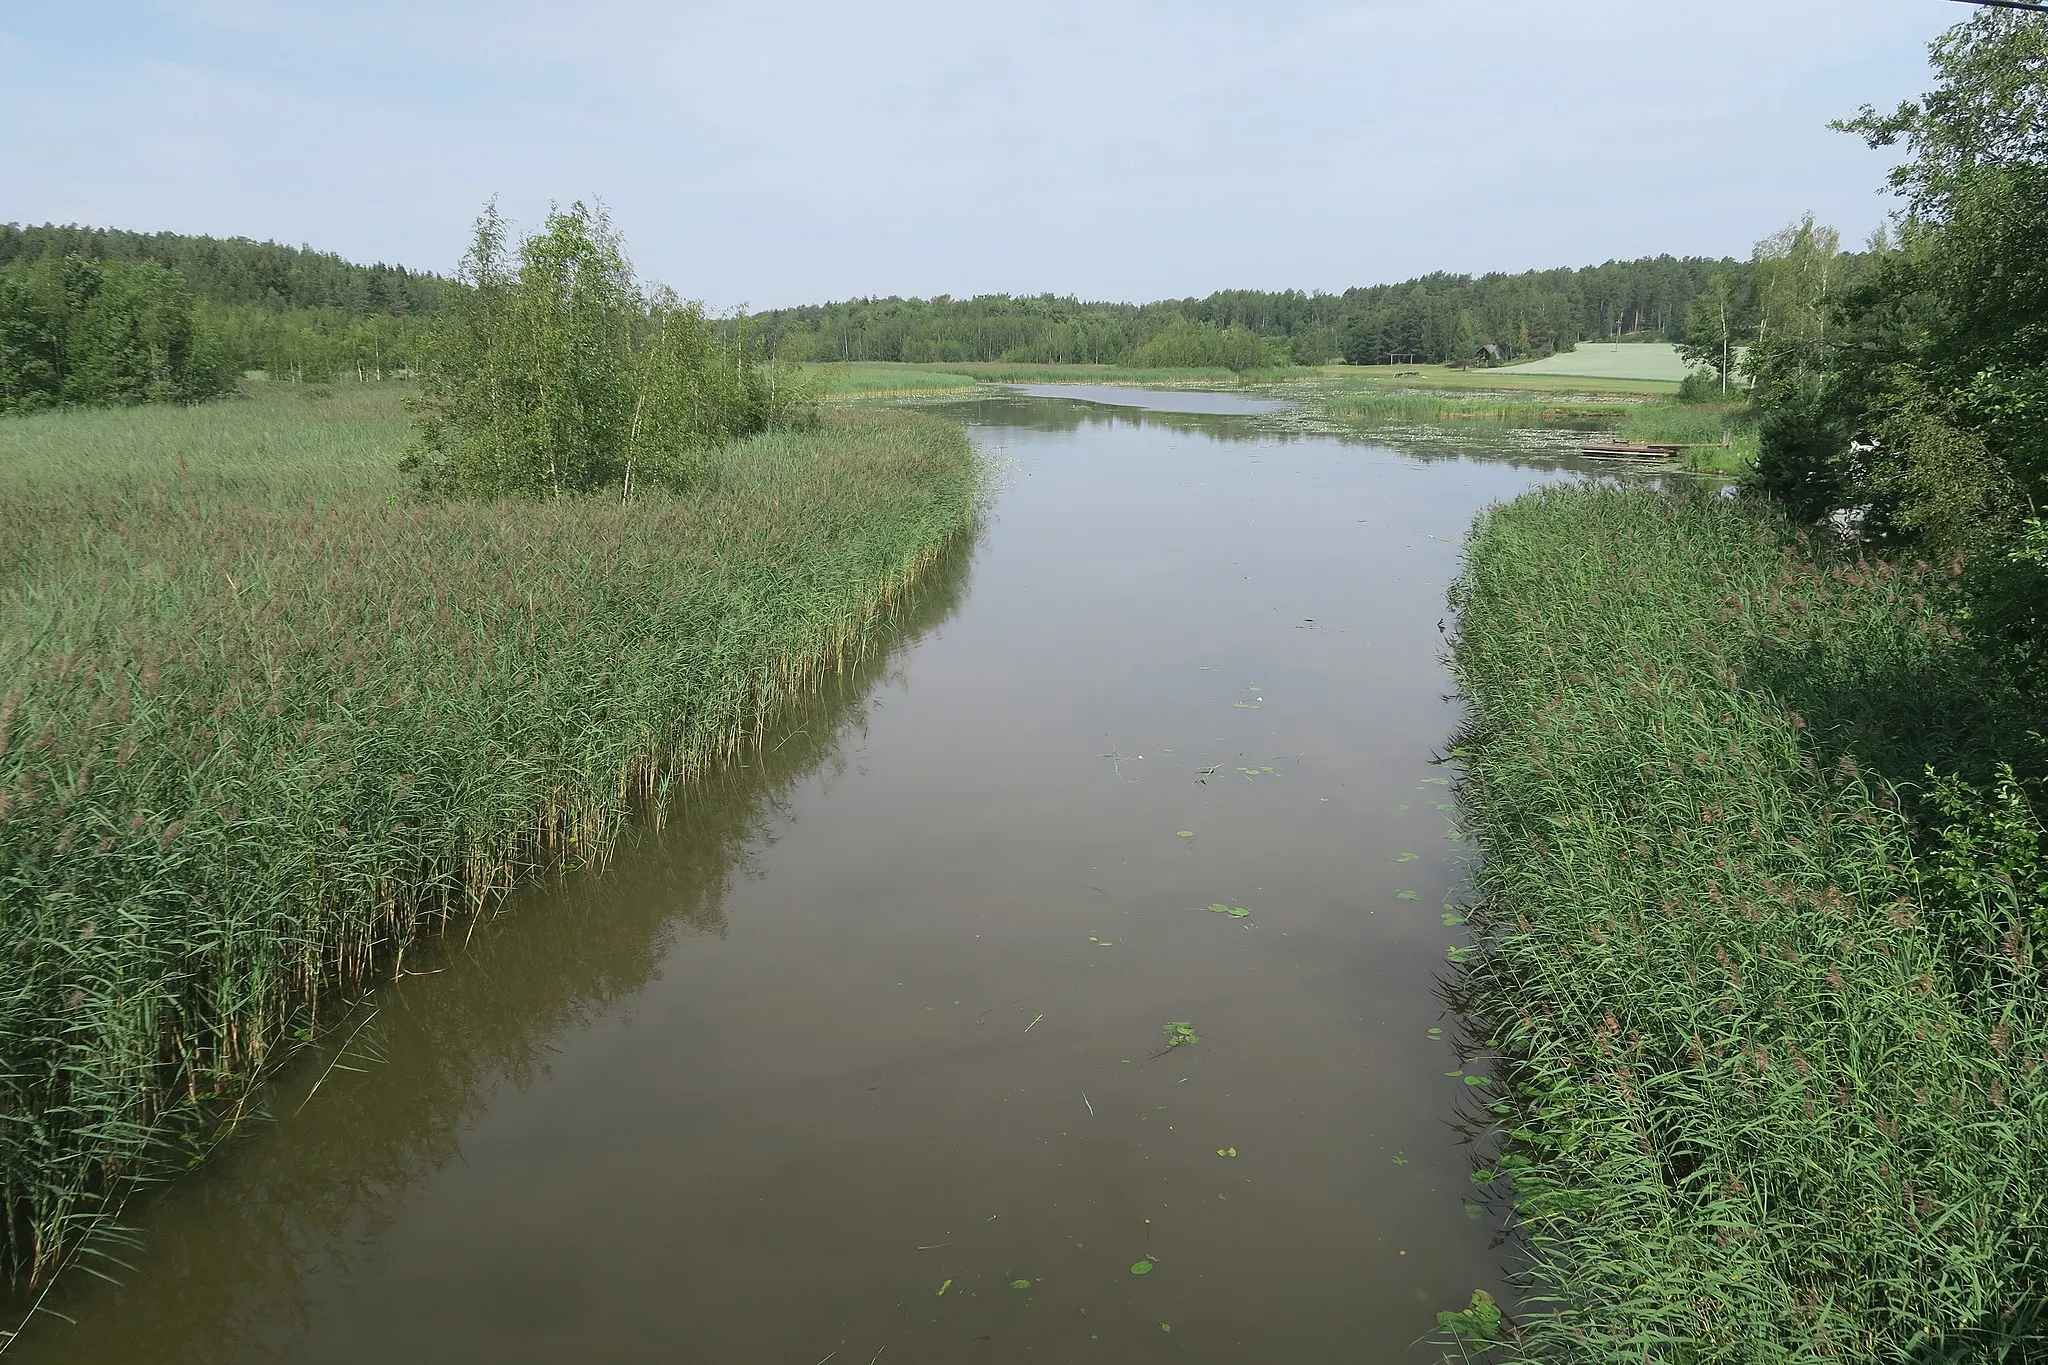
13 388 1606 1363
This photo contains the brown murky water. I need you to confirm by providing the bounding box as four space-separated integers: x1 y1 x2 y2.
10 388 1594 1363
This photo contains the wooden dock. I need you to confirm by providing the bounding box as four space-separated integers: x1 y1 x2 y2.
1577 441 1684 460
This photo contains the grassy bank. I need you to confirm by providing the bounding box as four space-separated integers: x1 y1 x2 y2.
1450 485 2047 1359
803 361 978 397
1310 378 1761 474
0 383 981 1286
1313 363 1682 398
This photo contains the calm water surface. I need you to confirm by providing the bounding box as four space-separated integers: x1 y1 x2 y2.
15 388 1596 1363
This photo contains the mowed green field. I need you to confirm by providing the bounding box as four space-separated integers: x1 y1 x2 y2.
1491 341 1699 382
0 382 982 1287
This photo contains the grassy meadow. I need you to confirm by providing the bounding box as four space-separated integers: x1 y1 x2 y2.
1489 341 1697 383
802 362 978 397
1450 485 2047 1358
0 382 981 1286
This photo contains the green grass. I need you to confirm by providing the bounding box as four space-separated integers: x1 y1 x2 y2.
1293 376 1758 473
1450 485 2048 1360
1317 391 1633 426
0 380 413 500
925 361 1302 386
1491 341 1698 383
801 362 978 396
1618 400 1760 472
0 383 981 1287
1302 363 1682 398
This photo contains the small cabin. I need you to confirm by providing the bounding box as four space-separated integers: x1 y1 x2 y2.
1476 343 1506 365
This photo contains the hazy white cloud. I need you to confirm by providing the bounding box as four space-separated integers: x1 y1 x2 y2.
1 1 1958 308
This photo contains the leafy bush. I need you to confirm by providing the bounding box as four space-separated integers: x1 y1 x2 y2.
404 202 808 498
1123 318 1281 373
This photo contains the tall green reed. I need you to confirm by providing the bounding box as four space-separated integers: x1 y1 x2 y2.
0 399 979 1286
1449 484 2047 1360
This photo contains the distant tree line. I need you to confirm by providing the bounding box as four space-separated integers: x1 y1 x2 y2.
0 223 450 391
2 220 1780 406
745 254 1748 371
0 254 236 412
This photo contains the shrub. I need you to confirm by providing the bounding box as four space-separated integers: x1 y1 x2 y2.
404 202 808 498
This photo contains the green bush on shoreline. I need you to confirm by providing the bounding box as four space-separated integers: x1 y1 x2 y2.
0 388 980 1287
1450 483 2046 1360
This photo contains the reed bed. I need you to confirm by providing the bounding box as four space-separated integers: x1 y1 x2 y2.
1321 392 1632 426
1450 484 2047 1360
0 396 981 1286
803 362 978 396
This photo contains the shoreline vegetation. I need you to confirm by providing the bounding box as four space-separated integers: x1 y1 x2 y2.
807 355 1758 474
1440 18 2048 1355
1448 486 2046 1357
0 373 981 1290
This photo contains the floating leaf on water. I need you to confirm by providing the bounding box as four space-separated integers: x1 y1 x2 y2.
1464 1075 1492 1086
1441 913 1465 926
1209 903 1231 914
1216 1147 1237 1158
1464 1203 1484 1221
1446 946 1473 963
1176 831 1195 838
1226 906 1250 918
1160 1322 1173 1334
1011 1278 1032 1290
1437 1289 1503 1345
1426 1027 1444 1039
1392 1153 1410 1166
1445 1070 1464 1078
937 1278 953 1296
1396 890 1419 901
1161 1022 1200 1048
1394 852 1419 863
1130 1260 1154 1276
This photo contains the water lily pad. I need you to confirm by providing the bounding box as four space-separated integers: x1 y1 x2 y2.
1130 1260 1154 1276
1209 903 1231 914
1226 905 1250 918
1464 1075 1492 1086
1011 1278 1032 1290
1396 890 1419 901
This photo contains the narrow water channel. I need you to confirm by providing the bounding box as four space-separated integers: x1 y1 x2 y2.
14 389 1594 1363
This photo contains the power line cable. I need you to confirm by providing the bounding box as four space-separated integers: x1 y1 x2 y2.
1948 0 2048 13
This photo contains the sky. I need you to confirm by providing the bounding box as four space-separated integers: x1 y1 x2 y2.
1 1 1965 310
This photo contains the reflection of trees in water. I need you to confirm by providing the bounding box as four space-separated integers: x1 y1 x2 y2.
6 542 976 1365
935 392 1648 474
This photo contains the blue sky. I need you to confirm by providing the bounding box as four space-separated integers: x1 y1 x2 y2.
2 2 1961 309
